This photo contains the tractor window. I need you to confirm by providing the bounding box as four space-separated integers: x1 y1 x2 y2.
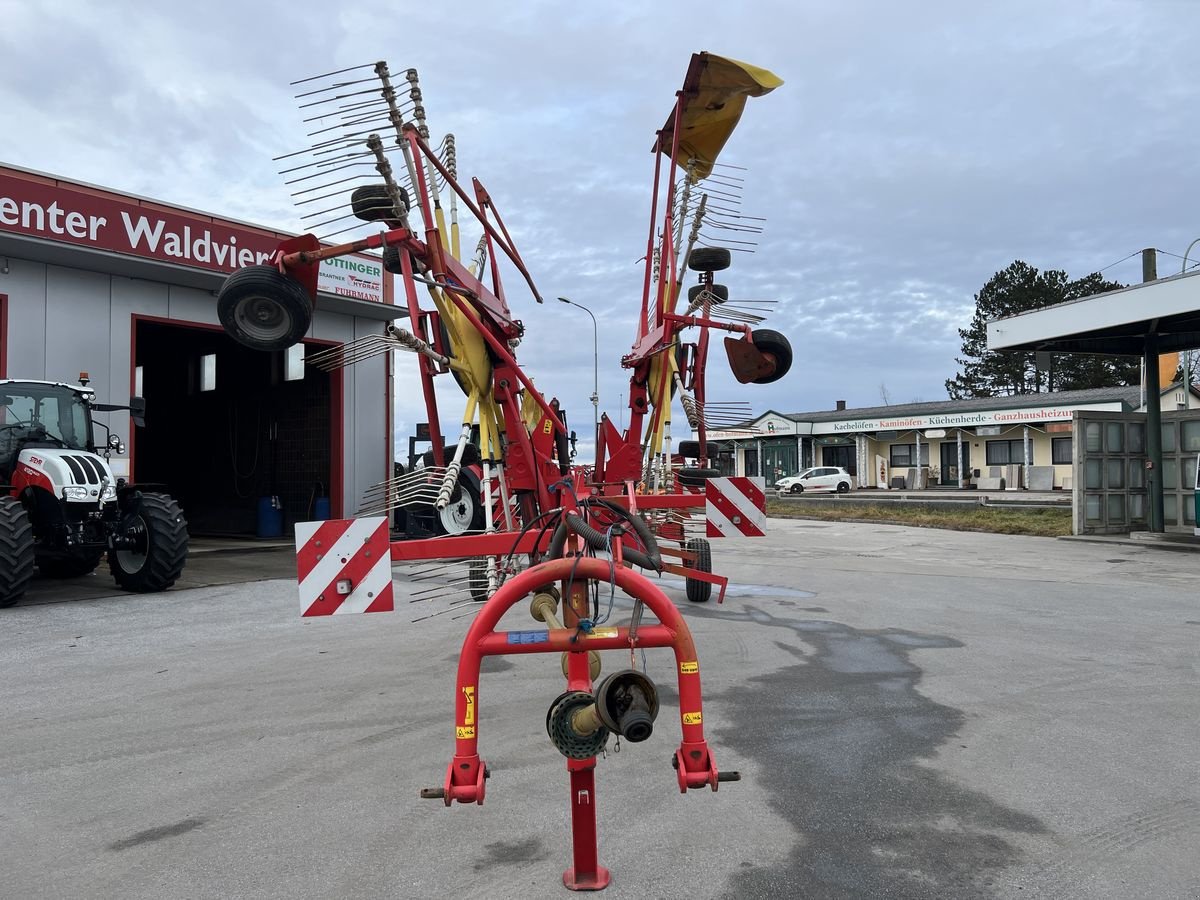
0 385 91 451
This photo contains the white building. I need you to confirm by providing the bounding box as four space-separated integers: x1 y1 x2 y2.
0 164 397 535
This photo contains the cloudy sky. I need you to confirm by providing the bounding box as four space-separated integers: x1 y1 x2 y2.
3 0 1198 451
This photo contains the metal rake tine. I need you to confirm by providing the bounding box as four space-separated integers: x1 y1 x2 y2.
298 86 388 111
284 160 376 186
302 98 392 123
698 235 758 249
272 130 377 162
293 74 384 100
306 213 366 232
278 148 373 176
705 205 766 220
291 62 382 86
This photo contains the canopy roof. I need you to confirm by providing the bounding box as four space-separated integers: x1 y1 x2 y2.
988 270 1200 356
654 52 783 180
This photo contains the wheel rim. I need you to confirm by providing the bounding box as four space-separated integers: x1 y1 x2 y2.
233 295 294 343
114 515 149 574
790 485 801 494
439 489 476 534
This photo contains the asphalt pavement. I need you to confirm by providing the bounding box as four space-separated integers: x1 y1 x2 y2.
2 522 1198 899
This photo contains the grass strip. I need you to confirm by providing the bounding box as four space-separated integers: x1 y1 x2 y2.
766 500 1073 537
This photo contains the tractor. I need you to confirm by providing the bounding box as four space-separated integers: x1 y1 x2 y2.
0 377 189 608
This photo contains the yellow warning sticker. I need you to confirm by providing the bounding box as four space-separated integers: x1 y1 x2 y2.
456 726 476 739
682 711 703 726
584 627 619 639
679 661 699 675
462 685 476 726
542 419 553 434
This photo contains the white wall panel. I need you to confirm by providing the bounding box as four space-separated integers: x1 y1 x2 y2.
3 257 47 378
45 265 111 385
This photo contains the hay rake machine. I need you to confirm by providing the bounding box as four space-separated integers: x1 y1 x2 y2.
216 51 787 891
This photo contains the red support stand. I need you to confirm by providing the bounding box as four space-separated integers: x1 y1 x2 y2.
563 759 610 891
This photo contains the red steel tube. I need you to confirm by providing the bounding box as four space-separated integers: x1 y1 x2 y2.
439 555 717 805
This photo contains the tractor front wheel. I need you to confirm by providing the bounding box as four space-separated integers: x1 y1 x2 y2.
0 497 35 608
109 494 189 593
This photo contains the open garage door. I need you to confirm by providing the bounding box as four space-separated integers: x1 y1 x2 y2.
132 318 339 536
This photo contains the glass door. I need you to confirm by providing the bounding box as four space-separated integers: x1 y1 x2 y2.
940 441 970 485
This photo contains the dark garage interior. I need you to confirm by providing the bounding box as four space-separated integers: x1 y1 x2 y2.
132 319 337 537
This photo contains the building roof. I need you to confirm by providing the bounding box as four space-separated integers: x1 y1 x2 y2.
784 386 1144 423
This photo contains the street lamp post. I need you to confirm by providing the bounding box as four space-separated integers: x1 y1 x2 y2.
557 297 599 446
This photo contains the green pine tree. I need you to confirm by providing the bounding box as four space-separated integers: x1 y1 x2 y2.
946 261 1140 399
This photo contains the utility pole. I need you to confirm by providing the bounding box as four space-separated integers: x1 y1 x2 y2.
1142 248 1164 532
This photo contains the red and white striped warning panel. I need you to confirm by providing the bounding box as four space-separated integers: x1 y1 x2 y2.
705 476 767 538
295 517 394 617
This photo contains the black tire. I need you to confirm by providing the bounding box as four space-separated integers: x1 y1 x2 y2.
109 494 189 593
836 481 850 494
749 328 793 385
790 483 803 494
468 558 490 603
434 475 484 536
0 497 35 608
350 184 410 223
684 538 712 603
687 283 729 305
37 553 103 579
217 265 313 352
677 466 721 488
687 247 731 272
382 246 404 274
677 440 701 459
422 444 482 469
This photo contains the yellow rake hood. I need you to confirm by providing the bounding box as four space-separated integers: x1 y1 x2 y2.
654 52 783 180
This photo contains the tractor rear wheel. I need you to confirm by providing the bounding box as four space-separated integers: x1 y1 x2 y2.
37 553 103 579
0 497 35 608
684 538 712 603
217 266 312 352
109 494 189 593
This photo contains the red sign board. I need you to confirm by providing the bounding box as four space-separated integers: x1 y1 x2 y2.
0 168 389 304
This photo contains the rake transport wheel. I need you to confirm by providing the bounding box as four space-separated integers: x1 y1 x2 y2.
687 283 729 305
37 553 103 579
676 466 721 489
217 266 313 352
687 247 732 272
0 497 35 608
684 538 712 603
109 494 189 593
749 329 793 385
350 184 410 223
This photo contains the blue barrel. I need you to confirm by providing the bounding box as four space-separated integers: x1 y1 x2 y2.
257 496 283 538
313 496 331 521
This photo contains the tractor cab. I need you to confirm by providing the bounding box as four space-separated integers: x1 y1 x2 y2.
0 380 98 483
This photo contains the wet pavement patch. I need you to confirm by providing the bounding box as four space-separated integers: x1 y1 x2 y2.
472 836 550 871
700 605 1046 899
109 817 205 851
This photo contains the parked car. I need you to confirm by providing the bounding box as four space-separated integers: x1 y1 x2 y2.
775 466 854 494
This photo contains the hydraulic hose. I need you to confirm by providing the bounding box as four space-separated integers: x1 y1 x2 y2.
547 502 662 572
